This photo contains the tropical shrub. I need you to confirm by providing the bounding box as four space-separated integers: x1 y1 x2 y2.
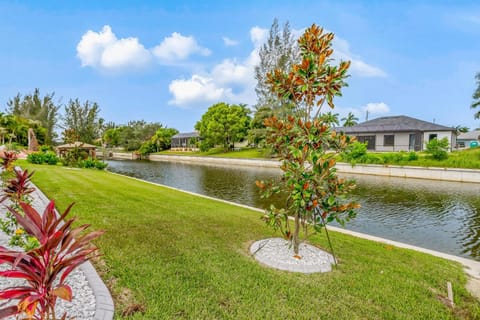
27 152 45 164
0 201 104 319
78 158 107 170
257 24 359 255
199 140 213 152
407 151 418 161
341 141 367 162
27 152 59 165
426 137 449 160
0 169 39 250
138 141 156 155
39 145 51 153
43 152 59 165
62 148 89 167
1 151 18 171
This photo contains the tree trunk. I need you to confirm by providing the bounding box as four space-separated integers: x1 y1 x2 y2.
293 213 300 255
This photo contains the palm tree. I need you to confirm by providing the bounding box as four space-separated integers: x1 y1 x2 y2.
471 73 480 119
454 125 469 136
341 112 359 127
320 112 340 127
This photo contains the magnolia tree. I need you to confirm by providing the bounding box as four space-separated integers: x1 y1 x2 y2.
256 24 360 256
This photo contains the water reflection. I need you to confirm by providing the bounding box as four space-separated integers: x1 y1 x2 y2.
106 160 480 260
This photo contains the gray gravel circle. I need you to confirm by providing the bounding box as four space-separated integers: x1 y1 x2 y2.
250 238 335 273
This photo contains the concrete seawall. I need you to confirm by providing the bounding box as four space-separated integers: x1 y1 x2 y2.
148 154 280 168
148 154 480 183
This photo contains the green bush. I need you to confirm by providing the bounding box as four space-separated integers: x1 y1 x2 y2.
342 141 367 162
39 145 51 153
27 152 45 164
79 157 107 170
392 152 406 163
407 151 418 161
199 141 213 152
43 152 58 165
139 141 156 155
426 138 449 160
62 148 89 167
94 161 108 170
26 151 59 165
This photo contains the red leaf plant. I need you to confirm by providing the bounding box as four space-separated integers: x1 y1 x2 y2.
0 201 104 319
1 168 35 204
0 151 18 172
0 168 38 250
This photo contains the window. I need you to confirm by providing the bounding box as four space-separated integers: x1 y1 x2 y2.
357 135 376 150
383 135 394 147
429 134 438 141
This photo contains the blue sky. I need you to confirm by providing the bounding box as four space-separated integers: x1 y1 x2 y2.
1 0 480 132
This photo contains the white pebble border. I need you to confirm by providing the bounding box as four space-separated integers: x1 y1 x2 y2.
250 238 335 273
0 171 114 319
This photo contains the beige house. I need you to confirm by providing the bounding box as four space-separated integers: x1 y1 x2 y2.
337 115 456 152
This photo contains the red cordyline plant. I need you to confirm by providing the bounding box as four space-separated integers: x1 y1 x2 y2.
0 168 38 250
256 24 360 258
1 168 35 204
0 201 104 319
0 151 18 172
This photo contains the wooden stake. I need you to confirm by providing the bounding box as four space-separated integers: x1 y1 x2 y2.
447 281 454 307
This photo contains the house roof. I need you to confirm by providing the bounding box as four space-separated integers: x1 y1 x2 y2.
457 130 480 140
56 141 97 149
337 115 454 134
172 132 199 139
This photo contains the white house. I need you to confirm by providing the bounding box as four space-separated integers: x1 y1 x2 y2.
457 130 480 148
337 115 456 152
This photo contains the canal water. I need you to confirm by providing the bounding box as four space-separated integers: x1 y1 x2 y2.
106 159 480 260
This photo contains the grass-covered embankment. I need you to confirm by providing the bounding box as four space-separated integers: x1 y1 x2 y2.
342 147 480 169
159 146 480 170
158 147 270 159
19 161 480 319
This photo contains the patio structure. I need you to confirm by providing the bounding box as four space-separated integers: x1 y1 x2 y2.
56 141 97 158
171 132 200 151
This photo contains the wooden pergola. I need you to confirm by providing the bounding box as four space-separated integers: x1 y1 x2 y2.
56 141 97 158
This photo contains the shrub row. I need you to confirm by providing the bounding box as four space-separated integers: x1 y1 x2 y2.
26 152 59 165
27 151 107 170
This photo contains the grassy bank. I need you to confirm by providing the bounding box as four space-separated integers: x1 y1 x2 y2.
157 147 270 159
19 161 480 319
157 147 480 170
342 147 480 169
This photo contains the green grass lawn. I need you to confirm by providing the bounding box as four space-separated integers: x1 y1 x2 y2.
19 161 480 319
341 147 480 169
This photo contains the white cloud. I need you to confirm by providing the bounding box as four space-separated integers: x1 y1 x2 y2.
168 75 231 107
333 36 387 78
77 26 210 71
101 37 151 70
250 26 268 48
223 36 239 46
152 32 211 63
77 25 117 68
363 102 390 114
212 59 252 86
168 27 262 107
168 25 386 108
